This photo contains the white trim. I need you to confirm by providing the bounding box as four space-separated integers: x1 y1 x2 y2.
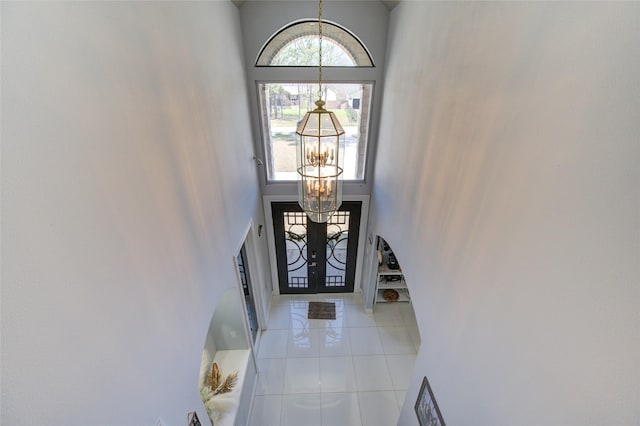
243 222 269 330
351 195 370 294
262 195 285 297
363 233 381 312
245 372 259 426
262 194 370 297
232 222 266 368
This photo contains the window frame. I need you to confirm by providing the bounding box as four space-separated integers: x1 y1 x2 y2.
255 19 374 68
248 15 382 191
257 80 374 183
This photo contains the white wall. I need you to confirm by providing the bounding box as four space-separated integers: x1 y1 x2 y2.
374 2 640 425
1 2 266 425
210 289 250 352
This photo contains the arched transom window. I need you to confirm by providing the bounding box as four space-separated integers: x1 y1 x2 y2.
256 20 373 67
257 20 374 182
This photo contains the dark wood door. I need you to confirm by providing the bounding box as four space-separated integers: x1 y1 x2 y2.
272 202 361 294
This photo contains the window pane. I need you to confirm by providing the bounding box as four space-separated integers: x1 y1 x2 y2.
284 211 308 289
272 37 355 66
256 20 374 67
259 82 371 181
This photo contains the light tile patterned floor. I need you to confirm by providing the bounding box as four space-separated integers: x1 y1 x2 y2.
250 294 420 426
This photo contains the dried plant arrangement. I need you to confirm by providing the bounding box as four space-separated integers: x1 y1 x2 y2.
206 362 238 395
206 362 222 390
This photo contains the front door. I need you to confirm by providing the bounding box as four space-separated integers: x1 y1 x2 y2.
272 202 361 294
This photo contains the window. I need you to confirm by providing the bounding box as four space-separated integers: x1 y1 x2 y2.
272 37 355 66
256 20 373 67
256 20 374 182
259 82 372 181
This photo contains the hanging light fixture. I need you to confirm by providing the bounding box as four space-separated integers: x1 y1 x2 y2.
295 0 344 223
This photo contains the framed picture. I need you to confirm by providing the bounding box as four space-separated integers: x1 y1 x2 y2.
187 411 202 426
415 376 445 426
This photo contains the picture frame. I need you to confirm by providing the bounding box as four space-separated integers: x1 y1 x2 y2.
187 411 202 426
415 376 445 426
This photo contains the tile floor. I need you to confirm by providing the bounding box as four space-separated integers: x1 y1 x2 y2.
249 293 420 426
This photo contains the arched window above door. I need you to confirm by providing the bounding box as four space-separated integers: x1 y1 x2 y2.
256 20 374 67
255 19 374 182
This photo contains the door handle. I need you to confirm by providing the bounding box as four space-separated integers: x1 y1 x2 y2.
309 262 317 267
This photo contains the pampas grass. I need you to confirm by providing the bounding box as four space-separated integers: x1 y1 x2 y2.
206 362 238 395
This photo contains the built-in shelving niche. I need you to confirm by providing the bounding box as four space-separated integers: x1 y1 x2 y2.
375 236 412 304
199 289 256 426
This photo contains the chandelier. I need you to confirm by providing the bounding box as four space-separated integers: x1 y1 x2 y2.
295 0 344 223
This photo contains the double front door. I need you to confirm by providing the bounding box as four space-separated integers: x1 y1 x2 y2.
272 202 361 294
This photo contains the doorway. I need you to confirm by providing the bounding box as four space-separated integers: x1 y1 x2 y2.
237 242 259 343
271 201 361 294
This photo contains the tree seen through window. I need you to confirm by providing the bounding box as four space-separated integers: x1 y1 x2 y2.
271 37 355 66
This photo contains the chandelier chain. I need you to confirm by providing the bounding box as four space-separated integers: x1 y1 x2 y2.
318 0 323 100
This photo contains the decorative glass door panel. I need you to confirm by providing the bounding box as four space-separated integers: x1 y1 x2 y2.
272 202 361 294
325 211 350 288
283 211 311 290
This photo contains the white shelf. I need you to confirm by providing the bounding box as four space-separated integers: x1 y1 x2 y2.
375 238 411 304
377 278 407 290
377 263 403 275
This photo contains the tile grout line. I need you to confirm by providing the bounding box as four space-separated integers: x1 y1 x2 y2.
259 294 415 425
